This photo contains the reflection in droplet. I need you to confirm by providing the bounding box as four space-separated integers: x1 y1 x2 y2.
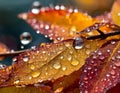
74 37 84 49
20 32 32 45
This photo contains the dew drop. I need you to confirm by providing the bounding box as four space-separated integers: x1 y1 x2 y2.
114 62 120 67
14 80 20 84
20 32 32 45
74 37 84 49
116 55 120 59
85 50 91 55
71 59 79 66
53 62 61 69
0 64 6 69
23 56 29 62
60 56 64 59
111 41 116 45
31 1 41 14
30 65 35 70
67 55 72 61
110 70 115 75
32 71 40 78
62 66 67 71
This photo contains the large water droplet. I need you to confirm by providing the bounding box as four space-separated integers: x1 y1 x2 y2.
74 37 84 49
20 32 32 45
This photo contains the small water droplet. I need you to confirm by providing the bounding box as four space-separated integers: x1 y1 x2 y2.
20 32 32 45
85 50 90 55
31 1 41 14
30 65 35 70
99 56 105 60
116 55 120 59
74 37 84 49
12 57 17 62
32 71 40 78
65 43 71 47
111 41 116 45
14 80 20 84
23 56 29 62
98 51 102 55
67 55 72 61
71 59 79 66
21 45 24 49
115 62 120 67
62 66 67 71
53 62 61 69
60 56 64 59
110 70 115 75
0 64 6 69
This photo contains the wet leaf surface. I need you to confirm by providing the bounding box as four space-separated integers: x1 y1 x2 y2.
0 37 108 87
79 39 120 93
0 85 52 93
19 6 97 42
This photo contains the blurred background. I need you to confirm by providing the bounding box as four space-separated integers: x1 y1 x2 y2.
0 0 114 65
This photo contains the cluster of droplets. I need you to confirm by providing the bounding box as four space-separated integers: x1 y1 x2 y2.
79 40 120 93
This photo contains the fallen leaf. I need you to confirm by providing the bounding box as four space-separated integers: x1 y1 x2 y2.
0 37 108 87
19 6 97 42
0 85 52 93
79 39 120 93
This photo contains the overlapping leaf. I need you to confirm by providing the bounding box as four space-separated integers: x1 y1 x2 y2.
0 37 109 87
79 39 120 93
19 6 97 42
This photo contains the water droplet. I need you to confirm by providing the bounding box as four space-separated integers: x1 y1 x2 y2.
111 41 116 45
31 1 41 14
60 56 64 59
21 45 24 49
14 80 20 84
32 71 40 78
62 66 67 71
74 37 84 49
98 51 102 55
85 50 90 55
53 62 61 69
71 59 79 66
110 70 115 75
23 56 29 62
99 56 105 60
115 62 120 67
20 32 32 45
12 57 17 62
116 55 120 59
118 50 120 54
65 43 71 47
30 65 35 70
67 55 72 61
0 64 6 69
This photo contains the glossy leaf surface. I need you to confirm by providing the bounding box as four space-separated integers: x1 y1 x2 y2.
19 7 97 42
79 40 120 93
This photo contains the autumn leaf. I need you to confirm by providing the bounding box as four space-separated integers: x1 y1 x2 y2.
79 39 120 93
19 6 97 42
0 42 9 60
0 85 52 93
0 36 110 87
111 0 120 26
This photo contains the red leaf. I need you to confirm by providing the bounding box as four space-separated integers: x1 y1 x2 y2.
79 39 120 93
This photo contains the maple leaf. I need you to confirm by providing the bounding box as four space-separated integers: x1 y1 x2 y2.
19 6 97 42
79 39 120 93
